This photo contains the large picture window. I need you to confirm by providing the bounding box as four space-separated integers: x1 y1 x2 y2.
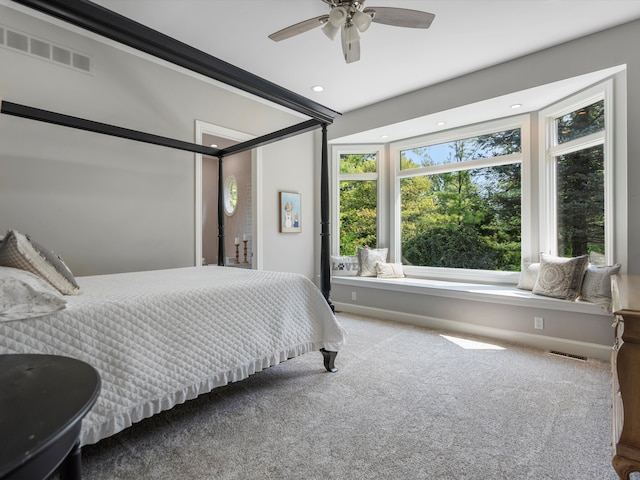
396 122 524 274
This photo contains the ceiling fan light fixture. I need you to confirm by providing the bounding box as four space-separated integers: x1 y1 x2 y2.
344 22 360 46
321 20 340 40
328 6 348 27
352 10 372 32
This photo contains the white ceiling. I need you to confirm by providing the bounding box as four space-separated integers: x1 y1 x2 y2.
90 0 640 116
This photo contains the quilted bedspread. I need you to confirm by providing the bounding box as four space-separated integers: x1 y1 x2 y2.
0 266 346 445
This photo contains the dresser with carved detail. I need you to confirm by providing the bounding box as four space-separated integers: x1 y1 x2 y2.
611 274 640 479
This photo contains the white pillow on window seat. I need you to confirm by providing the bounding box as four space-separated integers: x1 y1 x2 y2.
376 262 405 279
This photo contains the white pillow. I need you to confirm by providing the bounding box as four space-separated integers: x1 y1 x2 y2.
516 262 540 291
532 253 589 300
330 255 359 276
0 266 67 322
579 263 621 310
357 248 388 277
376 262 405 279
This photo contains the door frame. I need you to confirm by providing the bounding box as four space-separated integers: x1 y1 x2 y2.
194 120 262 268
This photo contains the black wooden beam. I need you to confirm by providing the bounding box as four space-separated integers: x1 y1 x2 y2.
11 0 340 124
1 100 222 157
219 119 322 158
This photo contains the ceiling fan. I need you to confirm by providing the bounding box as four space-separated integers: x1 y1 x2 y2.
268 0 435 64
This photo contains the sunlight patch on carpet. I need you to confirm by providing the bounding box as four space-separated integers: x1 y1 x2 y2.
440 334 506 350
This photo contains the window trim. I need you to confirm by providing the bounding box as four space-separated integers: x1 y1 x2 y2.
538 80 614 264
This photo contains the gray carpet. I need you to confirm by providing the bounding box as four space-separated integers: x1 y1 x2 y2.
56 313 620 479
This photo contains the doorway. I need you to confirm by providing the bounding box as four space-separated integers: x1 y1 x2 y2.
195 121 258 268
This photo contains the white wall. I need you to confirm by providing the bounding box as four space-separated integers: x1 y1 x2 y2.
259 132 317 277
0 5 317 278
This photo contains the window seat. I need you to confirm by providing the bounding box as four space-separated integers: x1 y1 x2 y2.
330 275 611 316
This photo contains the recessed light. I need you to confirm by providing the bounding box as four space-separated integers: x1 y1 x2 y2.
436 121 446 126
510 103 523 109
381 134 389 139
311 85 324 92
210 144 218 148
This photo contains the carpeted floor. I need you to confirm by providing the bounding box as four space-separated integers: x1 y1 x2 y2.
53 312 621 479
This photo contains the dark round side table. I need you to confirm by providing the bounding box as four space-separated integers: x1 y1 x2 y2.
0 354 101 480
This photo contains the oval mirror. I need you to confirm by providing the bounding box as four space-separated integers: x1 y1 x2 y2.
224 176 238 216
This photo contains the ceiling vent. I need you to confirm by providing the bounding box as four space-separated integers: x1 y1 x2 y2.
0 25 93 74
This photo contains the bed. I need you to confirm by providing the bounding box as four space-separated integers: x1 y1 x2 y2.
0 0 345 446
0 264 346 446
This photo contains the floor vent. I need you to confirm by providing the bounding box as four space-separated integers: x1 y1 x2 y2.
0 25 93 74
548 350 587 362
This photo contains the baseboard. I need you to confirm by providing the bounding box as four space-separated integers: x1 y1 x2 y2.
333 302 612 362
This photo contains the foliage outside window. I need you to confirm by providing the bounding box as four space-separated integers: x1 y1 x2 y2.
550 100 606 262
338 153 378 255
399 128 522 271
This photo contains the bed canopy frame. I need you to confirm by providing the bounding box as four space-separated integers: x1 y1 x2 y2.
0 0 340 308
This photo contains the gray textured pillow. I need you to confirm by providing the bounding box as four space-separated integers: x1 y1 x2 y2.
579 263 621 310
330 255 359 276
357 248 388 277
0 230 80 295
516 262 540 291
532 254 588 300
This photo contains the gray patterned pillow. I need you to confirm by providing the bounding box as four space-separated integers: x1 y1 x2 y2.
357 248 388 277
0 266 67 321
0 230 80 295
532 254 588 300
579 263 621 310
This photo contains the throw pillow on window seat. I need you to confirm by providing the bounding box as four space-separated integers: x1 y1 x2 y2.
357 247 388 277
516 261 540 290
532 253 589 300
579 263 621 311
376 262 405 279
330 255 359 276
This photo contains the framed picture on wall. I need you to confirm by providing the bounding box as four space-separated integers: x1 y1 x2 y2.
279 191 301 233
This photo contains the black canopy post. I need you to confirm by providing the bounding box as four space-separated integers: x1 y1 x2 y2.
217 155 225 266
320 124 333 311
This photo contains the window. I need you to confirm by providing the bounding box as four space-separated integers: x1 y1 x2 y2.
540 84 612 265
394 119 526 276
333 147 381 255
331 78 620 284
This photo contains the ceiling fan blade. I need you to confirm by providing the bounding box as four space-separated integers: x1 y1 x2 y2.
341 27 361 63
364 7 435 29
268 15 329 42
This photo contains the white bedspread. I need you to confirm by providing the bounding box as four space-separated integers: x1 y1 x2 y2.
0 266 346 445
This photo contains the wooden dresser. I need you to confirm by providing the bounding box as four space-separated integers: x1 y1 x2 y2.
612 274 640 479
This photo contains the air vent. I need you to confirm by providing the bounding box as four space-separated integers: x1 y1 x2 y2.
548 350 587 362
7 30 28 52
1 25 93 74
52 45 71 66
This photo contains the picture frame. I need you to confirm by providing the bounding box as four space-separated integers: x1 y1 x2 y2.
279 191 301 233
